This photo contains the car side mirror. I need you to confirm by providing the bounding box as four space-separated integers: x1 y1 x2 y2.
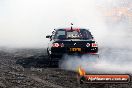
46 35 51 38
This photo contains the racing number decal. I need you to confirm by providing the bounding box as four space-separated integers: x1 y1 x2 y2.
70 48 81 52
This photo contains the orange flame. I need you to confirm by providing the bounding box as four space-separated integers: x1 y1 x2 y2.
78 66 86 76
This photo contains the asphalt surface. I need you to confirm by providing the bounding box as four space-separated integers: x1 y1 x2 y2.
0 48 132 88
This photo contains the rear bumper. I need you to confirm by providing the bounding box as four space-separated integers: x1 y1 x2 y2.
50 47 98 59
50 53 99 62
51 47 98 53
50 51 99 58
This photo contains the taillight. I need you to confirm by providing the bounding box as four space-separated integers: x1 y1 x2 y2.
86 43 90 47
52 43 64 47
52 43 59 47
91 43 98 47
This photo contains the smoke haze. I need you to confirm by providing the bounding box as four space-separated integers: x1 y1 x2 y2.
0 0 131 48
0 0 132 73
58 0 132 73
0 0 105 48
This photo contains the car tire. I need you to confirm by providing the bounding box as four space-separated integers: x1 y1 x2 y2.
48 54 58 67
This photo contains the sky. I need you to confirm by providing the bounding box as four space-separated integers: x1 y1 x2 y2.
0 0 131 48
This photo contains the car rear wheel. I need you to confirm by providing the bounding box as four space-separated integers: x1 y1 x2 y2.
47 54 59 67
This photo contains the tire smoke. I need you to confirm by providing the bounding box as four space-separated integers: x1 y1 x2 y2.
59 0 132 74
59 49 132 73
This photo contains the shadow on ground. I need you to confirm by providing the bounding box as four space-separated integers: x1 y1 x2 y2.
16 55 59 68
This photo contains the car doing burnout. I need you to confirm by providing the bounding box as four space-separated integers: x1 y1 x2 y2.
46 28 98 60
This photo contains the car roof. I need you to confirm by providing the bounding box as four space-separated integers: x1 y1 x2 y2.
55 28 89 31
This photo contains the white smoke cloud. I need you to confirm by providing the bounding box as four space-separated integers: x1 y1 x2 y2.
59 0 132 73
0 0 107 48
0 0 132 73
59 50 132 74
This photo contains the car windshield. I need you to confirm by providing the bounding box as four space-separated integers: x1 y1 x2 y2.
54 29 93 40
